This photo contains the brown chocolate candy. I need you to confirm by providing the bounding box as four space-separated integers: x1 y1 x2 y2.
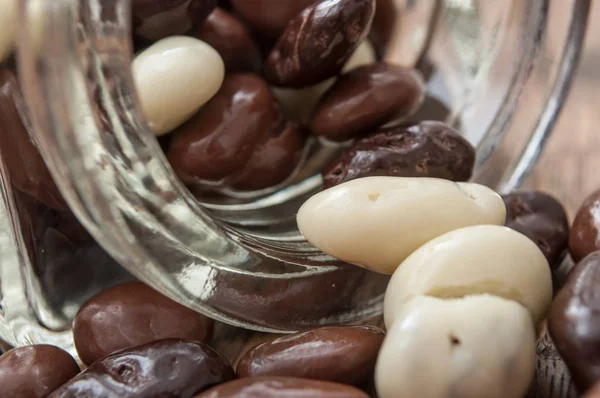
230 0 316 39
369 0 398 58
232 122 306 190
195 8 262 72
502 191 569 268
50 339 234 398
322 121 475 189
131 0 217 41
0 68 66 210
265 0 376 87
570 189 600 262
168 73 304 190
194 377 370 398
548 251 600 393
168 73 282 183
237 325 384 386
0 345 80 398
73 282 214 366
310 63 424 141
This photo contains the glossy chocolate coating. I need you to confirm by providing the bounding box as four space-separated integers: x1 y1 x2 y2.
502 191 569 268
167 73 282 183
230 0 316 39
369 0 397 58
194 377 370 398
0 68 66 210
570 189 600 262
73 282 214 366
322 121 475 189
232 122 306 190
195 8 262 72
50 339 234 398
265 0 376 87
131 0 217 41
237 326 384 385
310 63 424 141
0 345 80 398
548 251 600 393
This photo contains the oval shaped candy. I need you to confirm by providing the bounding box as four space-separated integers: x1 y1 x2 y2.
297 177 506 274
265 0 376 87
321 121 475 188
0 345 80 398
49 339 234 398
310 63 425 142
73 282 214 365
133 36 224 136
384 225 553 327
503 191 569 268
195 377 369 398
548 251 600 393
376 295 536 398
167 73 281 183
569 189 600 262
237 325 384 385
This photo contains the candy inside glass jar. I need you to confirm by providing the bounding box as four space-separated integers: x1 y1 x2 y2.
0 0 589 359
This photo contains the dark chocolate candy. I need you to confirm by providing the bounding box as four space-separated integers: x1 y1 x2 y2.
265 0 376 87
310 63 424 141
570 189 600 262
548 251 600 393
237 325 384 386
73 282 214 366
503 191 569 268
322 121 475 188
50 339 234 398
0 345 80 398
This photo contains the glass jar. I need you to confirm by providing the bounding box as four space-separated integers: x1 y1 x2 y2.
0 0 590 357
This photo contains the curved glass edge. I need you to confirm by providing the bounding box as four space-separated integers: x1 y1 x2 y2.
14 0 388 335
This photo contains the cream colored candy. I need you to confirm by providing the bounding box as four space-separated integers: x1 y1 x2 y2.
272 40 376 124
297 177 506 274
384 224 552 327
133 36 224 136
375 295 536 398
0 0 15 63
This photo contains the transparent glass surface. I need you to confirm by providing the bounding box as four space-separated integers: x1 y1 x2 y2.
0 0 590 358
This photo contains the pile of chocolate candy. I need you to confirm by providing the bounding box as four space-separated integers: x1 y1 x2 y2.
0 0 598 397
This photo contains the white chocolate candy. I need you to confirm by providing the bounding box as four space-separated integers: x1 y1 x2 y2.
271 40 376 124
133 36 225 136
297 177 506 274
384 224 553 327
375 295 536 398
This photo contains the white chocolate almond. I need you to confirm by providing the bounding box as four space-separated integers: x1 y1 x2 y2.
133 36 225 136
297 177 506 274
384 224 552 327
375 295 536 398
